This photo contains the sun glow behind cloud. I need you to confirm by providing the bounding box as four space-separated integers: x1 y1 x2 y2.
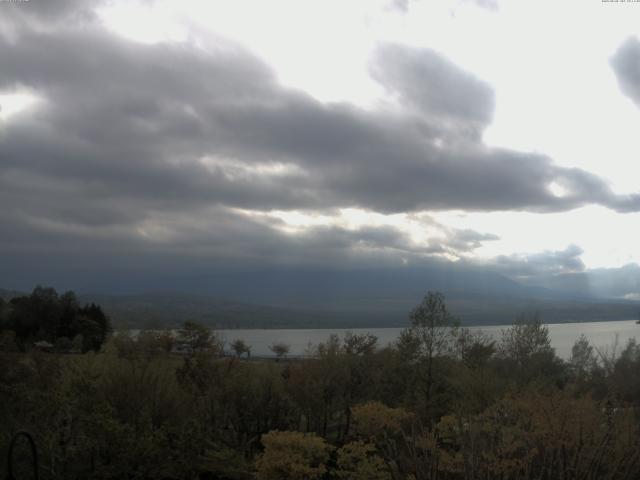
241 208 483 262
434 206 640 270
97 2 189 45
198 157 306 180
0 90 40 122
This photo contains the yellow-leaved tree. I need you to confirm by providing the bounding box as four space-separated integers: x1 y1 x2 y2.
255 431 333 480
334 440 391 480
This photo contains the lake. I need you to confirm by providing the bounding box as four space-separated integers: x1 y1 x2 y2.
217 320 640 359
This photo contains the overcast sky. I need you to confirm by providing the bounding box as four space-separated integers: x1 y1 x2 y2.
1 0 640 296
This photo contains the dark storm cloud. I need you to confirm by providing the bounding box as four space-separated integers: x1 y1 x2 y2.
0 201 495 294
611 36 640 107
371 44 495 137
0 2 639 288
1 14 637 220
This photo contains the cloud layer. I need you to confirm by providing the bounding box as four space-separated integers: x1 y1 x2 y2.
0 2 639 292
611 37 640 107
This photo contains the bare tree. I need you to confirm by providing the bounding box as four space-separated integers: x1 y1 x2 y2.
406 291 459 402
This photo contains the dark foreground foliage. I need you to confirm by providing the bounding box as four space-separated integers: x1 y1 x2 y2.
2 291 640 479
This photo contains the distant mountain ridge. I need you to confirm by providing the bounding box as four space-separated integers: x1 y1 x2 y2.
81 290 640 329
80 292 334 329
3 266 640 328
526 264 640 299
167 266 584 307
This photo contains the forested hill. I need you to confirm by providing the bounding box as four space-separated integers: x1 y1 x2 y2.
3 286 639 329
70 291 640 329
79 293 335 330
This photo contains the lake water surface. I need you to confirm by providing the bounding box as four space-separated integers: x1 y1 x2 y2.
218 320 640 359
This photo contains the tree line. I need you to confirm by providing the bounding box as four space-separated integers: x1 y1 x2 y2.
2 291 640 479
0 286 112 352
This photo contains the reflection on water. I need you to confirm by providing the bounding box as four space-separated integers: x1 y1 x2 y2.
218 320 640 359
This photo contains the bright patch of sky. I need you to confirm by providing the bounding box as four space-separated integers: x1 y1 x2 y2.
0 89 40 122
433 207 640 269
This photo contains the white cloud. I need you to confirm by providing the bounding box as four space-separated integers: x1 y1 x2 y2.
0 90 40 122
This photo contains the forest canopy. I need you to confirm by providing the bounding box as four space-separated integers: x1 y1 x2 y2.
2 291 640 480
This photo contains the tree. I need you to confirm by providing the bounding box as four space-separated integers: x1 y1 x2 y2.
3 287 111 351
0 329 18 352
498 312 564 385
58 290 79 339
7 295 41 348
500 312 553 367
343 332 378 356
114 331 174 359
175 321 222 354
71 334 84 352
231 338 251 358
456 328 496 369
405 291 459 403
334 441 391 480
29 286 61 339
77 303 111 351
0 297 7 329
351 401 412 440
570 334 598 378
54 336 72 352
499 312 552 365
73 315 103 352
269 342 290 360
609 338 640 406
334 333 380 439
351 402 413 474
256 431 332 480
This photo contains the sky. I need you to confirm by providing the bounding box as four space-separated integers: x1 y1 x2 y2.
1 0 640 298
